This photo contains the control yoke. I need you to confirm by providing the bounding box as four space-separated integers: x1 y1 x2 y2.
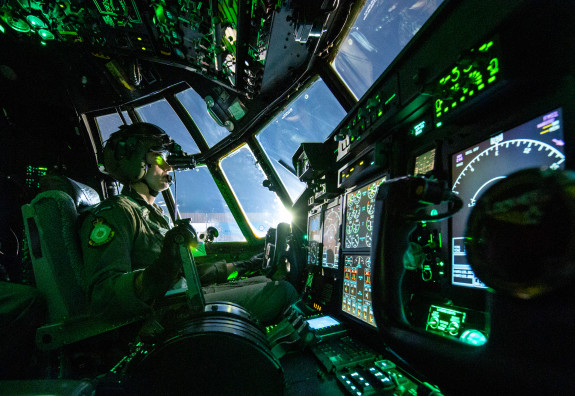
370 176 462 327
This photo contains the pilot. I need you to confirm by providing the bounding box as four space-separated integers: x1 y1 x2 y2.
78 122 297 324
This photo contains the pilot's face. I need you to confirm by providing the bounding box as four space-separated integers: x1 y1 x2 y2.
144 151 173 192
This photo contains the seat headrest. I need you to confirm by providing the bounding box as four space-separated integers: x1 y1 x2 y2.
39 175 100 211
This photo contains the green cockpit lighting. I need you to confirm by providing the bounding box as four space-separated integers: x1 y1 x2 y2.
460 329 487 346
227 270 239 281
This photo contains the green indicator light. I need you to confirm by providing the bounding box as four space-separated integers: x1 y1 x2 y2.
370 161 375 165
478 41 493 52
487 58 500 75
439 233 442 248
451 102 457 108
430 209 439 216
469 90 475 96
444 107 449 112
488 76 496 83
303 234 308 240
385 93 396 105
378 109 383 117
0 25 5 34
460 96 465 102
40 41 47 46
38 167 47 170
460 330 487 346
435 99 443 111
334 148 338 154
227 270 238 281
413 121 426 136
351 137 355 142
436 122 443 128
451 66 460 82
478 83 485 90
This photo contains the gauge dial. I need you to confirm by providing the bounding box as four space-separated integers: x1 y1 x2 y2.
450 108 565 289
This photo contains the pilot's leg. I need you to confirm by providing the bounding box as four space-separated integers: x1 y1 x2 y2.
0 282 46 379
197 253 265 284
203 279 298 325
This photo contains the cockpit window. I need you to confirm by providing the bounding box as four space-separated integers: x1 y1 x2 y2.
332 0 444 99
220 144 292 238
256 77 346 202
175 88 230 148
95 111 131 143
135 99 201 154
173 166 246 242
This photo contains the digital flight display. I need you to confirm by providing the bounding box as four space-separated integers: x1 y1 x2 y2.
342 255 376 327
414 148 436 175
322 203 342 269
344 177 386 249
307 212 322 266
451 108 565 288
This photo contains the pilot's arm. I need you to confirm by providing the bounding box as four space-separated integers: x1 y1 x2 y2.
79 203 153 319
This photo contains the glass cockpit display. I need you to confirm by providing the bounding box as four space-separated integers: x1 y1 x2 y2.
322 203 342 269
307 213 322 266
451 108 565 288
414 148 436 176
344 177 386 249
342 255 376 327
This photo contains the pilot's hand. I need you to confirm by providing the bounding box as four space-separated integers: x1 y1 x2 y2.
135 221 198 302
233 252 265 277
164 219 198 248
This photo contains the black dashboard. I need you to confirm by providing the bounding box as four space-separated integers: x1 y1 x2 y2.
287 0 575 394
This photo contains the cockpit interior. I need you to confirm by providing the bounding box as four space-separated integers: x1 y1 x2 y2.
1 0 575 394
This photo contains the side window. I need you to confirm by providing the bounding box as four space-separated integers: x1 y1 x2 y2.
220 144 292 237
95 111 131 143
135 99 201 154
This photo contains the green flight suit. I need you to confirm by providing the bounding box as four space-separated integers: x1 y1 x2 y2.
79 187 297 323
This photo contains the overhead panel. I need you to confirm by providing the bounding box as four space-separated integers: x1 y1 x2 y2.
0 0 277 96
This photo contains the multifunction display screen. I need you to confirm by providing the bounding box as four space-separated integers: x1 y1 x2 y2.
344 177 386 249
342 255 376 327
307 213 322 266
414 148 436 175
451 108 565 288
322 204 342 269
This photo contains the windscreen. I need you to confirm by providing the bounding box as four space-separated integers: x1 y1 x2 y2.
451 108 565 288
332 0 444 99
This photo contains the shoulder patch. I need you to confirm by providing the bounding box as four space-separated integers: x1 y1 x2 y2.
88 217 116 247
